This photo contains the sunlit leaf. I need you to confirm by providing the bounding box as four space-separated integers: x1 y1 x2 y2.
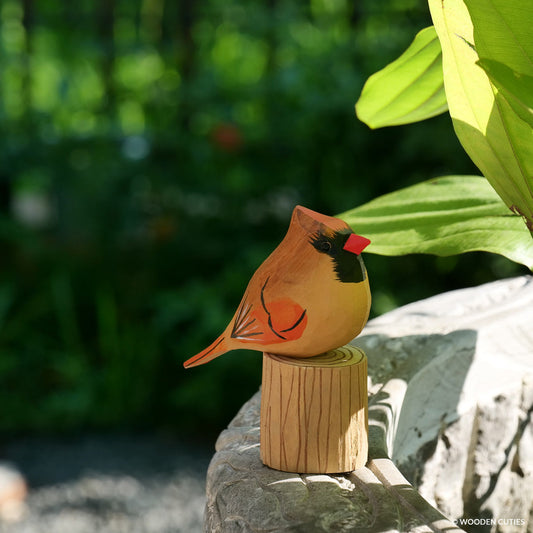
338 176 533 270
464 0 533 75
355 26 447 129
465 0 533 229
428 0 533 232
477 59 533 129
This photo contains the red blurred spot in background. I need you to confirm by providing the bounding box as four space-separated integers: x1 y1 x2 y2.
211 123 243 153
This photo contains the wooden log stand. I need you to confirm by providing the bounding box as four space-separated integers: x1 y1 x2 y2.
260 344 368 474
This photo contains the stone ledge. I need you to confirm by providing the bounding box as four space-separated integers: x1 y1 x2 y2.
206 276 533 533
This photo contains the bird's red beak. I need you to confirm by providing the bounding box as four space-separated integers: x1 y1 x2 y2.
343 233 371 255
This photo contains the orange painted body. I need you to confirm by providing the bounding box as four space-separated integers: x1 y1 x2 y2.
184 205 371 368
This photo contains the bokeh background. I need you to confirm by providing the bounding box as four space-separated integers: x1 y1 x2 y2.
0 0 526 443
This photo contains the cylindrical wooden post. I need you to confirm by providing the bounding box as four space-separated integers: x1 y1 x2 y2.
260 345 368 474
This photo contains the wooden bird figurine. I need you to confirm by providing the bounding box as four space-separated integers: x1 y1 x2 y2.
184 205 371 368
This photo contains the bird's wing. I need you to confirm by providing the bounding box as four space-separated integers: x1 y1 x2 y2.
231 277 307 344
231 294 265 340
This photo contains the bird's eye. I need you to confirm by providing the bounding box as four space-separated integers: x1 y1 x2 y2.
319 240 331 252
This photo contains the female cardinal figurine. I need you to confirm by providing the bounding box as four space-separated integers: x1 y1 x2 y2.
184 205 371 368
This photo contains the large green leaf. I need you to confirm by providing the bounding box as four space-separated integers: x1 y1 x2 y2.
465 0 533 229
428 0 533 232
338 176 533 270
478 59 533 129
355 26 448 129
464 0 533 74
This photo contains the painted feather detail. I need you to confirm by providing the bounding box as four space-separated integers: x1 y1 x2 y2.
231 278 307 343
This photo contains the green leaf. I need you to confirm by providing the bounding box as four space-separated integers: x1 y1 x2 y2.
428 0 533 232
464 0 533 75
338 176 533 270
465 0 533 229
477 59 533 129
355 26 448 129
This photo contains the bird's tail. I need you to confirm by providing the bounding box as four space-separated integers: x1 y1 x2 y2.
183 335 228 368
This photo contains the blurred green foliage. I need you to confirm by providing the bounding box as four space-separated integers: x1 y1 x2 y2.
0 0 526 439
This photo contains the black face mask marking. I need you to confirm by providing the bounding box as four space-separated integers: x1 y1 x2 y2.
309 230 367 283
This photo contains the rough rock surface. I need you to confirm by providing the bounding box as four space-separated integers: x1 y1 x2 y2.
206 276 533 533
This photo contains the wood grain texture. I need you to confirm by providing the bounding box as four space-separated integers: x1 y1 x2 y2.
260 345 368 473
